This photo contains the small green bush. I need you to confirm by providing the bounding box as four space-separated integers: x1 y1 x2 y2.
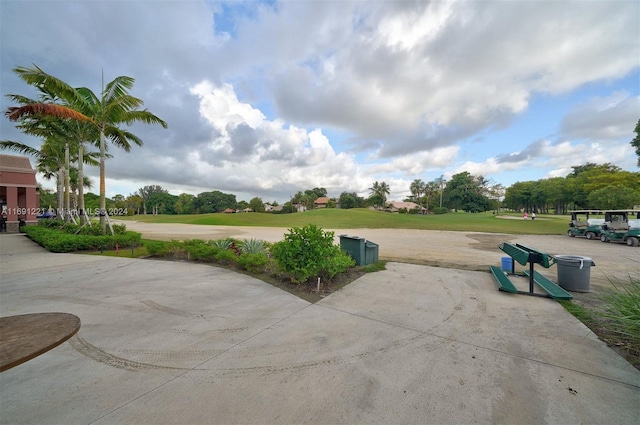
270 224 355 283
237 252 270 273
145 240 168 256
215 248 238 264
186 243 220 262
166 240 187 258
433 207 448 214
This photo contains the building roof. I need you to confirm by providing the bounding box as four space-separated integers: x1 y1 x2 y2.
0 154 36 174
315 196 330 204
389 201 424 210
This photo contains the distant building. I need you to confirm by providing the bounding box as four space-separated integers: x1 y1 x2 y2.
388 201 425 212
0 154 39 232
314 196 330 208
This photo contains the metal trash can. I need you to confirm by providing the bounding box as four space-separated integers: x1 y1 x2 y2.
364 241 379 265
340 235 365 265
555 255 595 292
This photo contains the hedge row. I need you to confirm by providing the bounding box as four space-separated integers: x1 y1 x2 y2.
144 225 355 284
23 225 142 253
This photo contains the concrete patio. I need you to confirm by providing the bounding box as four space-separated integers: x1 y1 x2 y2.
1 233 638 424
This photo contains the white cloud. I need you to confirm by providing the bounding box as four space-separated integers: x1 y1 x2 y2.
560 92 640 141
2 0 638 202
183 81 372 198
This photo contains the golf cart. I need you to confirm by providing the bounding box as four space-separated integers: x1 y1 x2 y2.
600 210 640 247
567 210 605 240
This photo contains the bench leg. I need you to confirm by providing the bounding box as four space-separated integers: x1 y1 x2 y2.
528 262 535 294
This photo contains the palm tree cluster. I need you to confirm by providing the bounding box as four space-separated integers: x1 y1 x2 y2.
2 65 167 233
368 181 390 208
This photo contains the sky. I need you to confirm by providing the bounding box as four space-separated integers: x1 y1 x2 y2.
1 0 639 204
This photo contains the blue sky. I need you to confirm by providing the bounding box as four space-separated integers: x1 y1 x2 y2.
1 0 638 203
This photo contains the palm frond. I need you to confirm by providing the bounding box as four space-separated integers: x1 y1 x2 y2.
104 127 143 151
6 104 91 122
13 65 89 108
0 140 41 157
5 94 39 105
123 109 168 128
103 76 135 105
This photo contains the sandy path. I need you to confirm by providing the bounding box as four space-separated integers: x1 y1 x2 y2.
115 220 638 290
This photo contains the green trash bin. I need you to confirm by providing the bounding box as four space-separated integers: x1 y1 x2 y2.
340 235 365 265
365 241 379 265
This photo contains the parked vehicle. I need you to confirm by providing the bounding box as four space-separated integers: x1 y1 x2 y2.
600 210 640 246
567 210 605 240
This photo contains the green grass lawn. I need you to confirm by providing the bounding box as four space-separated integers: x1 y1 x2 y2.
119 209 569 235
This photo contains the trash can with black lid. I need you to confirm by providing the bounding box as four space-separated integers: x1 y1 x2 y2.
555 255 595 292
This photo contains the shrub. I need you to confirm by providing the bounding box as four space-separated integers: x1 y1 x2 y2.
240 238 267 255
22 225 141 253
433 207 448 214
237 252 270 273
211 238 233 250
186 242 219 262
166 240 187 259
145 240 168 256
270 224 355 283
215 248 238 264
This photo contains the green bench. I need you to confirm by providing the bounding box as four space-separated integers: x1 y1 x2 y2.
491 242 571 300
489 265 518 293
523 270 573 300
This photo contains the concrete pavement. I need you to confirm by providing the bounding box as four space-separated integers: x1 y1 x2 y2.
1 233 639 424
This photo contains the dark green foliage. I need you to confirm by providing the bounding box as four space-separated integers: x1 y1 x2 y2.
237 252 270 273
587 185 640 209
433 207 448 214
443 172 492 213
147 192 178 214
184 240 220 261
23 225 141 253
214 249 238 264
193 190 237 213
270 224 355 283
632 118 640 167
144 240 168 256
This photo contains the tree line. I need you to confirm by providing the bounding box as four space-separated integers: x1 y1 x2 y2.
35 161 638 216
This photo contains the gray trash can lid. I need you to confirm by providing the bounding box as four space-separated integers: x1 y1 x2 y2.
555 255 595 269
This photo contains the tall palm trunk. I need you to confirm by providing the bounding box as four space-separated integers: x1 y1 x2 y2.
99 130 106 233
64 141 70 220
57 166 64 216
77 142 85 224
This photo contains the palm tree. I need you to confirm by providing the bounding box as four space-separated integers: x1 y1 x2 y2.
8 65 167 232
409 179 425 205
6 75 99 222
369 181 391 209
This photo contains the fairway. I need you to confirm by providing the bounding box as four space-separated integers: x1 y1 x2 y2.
120 209 568 235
